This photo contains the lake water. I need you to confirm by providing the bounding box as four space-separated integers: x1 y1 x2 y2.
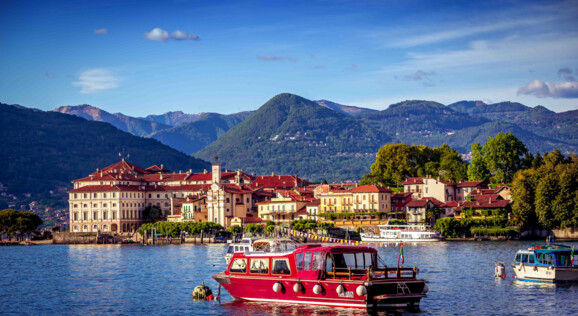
1 241 577 315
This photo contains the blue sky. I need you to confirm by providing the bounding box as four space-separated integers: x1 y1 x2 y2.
1 0 577 116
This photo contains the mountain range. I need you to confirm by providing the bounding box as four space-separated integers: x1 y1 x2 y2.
1 103 209 196
4 93 574 191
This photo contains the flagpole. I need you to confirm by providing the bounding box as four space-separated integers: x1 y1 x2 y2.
397 242 403 277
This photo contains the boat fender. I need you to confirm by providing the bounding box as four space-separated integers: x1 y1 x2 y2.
422 284 429 294
293 282 302 293
313 283 324 294
336 283 346 295
356 285 367 296
273 281 283 293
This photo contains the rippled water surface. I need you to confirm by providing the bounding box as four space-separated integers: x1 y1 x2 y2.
1 241 577 315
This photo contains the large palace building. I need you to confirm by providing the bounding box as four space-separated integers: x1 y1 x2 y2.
68 159 257 234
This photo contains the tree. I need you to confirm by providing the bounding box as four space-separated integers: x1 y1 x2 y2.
143 206 163 221
511 169 538 227
227 225 243 234
482 132 527 184
535 172 559 229
0 209 43 240
467 142 489 182
244 224 263 235
433 217 461 238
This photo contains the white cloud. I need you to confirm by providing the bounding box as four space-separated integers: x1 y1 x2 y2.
144 28 200 42
384 34 578 73
396 70 437 87
391 17 554 48
144 28 171 42
94 28 108 35
517 80 578 99
73 68 120 94
171 30 199 41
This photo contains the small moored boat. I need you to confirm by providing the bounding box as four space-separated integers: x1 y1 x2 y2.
360 224 442 242
213 244 428 311
511 243 577 283
224 238 300 264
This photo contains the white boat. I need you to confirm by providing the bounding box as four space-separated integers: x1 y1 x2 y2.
224 237 260 264
224 237 301 264
360 224 442 242
511 243 578 283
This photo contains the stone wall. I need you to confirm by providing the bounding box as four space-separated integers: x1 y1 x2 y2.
53 232 97 244
520 227 578 240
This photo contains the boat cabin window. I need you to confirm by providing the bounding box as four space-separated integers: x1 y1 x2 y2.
331 252 374 270
296 251 323 271
537 253 554 265
230 258 247 274
272 258 291 275
558 254 571 266
250 258 269 274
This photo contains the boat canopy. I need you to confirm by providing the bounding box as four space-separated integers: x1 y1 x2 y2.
294 245 377 255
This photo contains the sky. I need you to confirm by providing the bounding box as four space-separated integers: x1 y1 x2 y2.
1 0 577 116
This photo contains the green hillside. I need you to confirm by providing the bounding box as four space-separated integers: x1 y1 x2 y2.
149 112 253 154
196 93 386 181
0 103 210 196
360 100 489 134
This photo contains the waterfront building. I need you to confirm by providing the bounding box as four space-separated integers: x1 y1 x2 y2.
403 176 456 203
455 181 488 201
68 159 256 233
257 193 312 224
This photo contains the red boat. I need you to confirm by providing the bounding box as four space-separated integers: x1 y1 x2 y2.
213 244 428 311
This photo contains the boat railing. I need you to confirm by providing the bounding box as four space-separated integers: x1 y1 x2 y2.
326 266 417 280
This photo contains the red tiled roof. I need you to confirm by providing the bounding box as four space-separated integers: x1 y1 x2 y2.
242 216 263 224
402 177 424 185
350 185 392 193
307 199 320 206
392 192 412 199
457 181 486 188
473 194 502 202
68 185 145 193
98 160 151 175
250 175 309 189
441 201 459 207
406 199 429 207
145 165 171 173
424 197 443 206
295 206 308 215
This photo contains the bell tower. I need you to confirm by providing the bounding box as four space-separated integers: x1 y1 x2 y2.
212 154 221 184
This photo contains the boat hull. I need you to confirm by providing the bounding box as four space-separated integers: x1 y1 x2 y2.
360 236 441 242
512 264 578 283
213 272 426 311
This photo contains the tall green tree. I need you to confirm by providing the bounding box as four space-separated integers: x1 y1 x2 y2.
482 132 527 184
552 161 578 228
511 169 538 227
535 172 559 229
0 209 43 239
467 142 489 182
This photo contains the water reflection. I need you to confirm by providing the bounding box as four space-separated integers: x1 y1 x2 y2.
0 241 577 315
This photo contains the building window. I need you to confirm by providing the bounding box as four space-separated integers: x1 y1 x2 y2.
83 212 88 220
83 193 87 198
93 212 97 220
74 193 77 199
103 193 107 198
93 193 97 198
113 193 116 198
103 212 108 220
74 213 78 221
112 212 116 219
103 203 107 207
157 194 160 198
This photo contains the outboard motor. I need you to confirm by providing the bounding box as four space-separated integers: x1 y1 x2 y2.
494 262 506 279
